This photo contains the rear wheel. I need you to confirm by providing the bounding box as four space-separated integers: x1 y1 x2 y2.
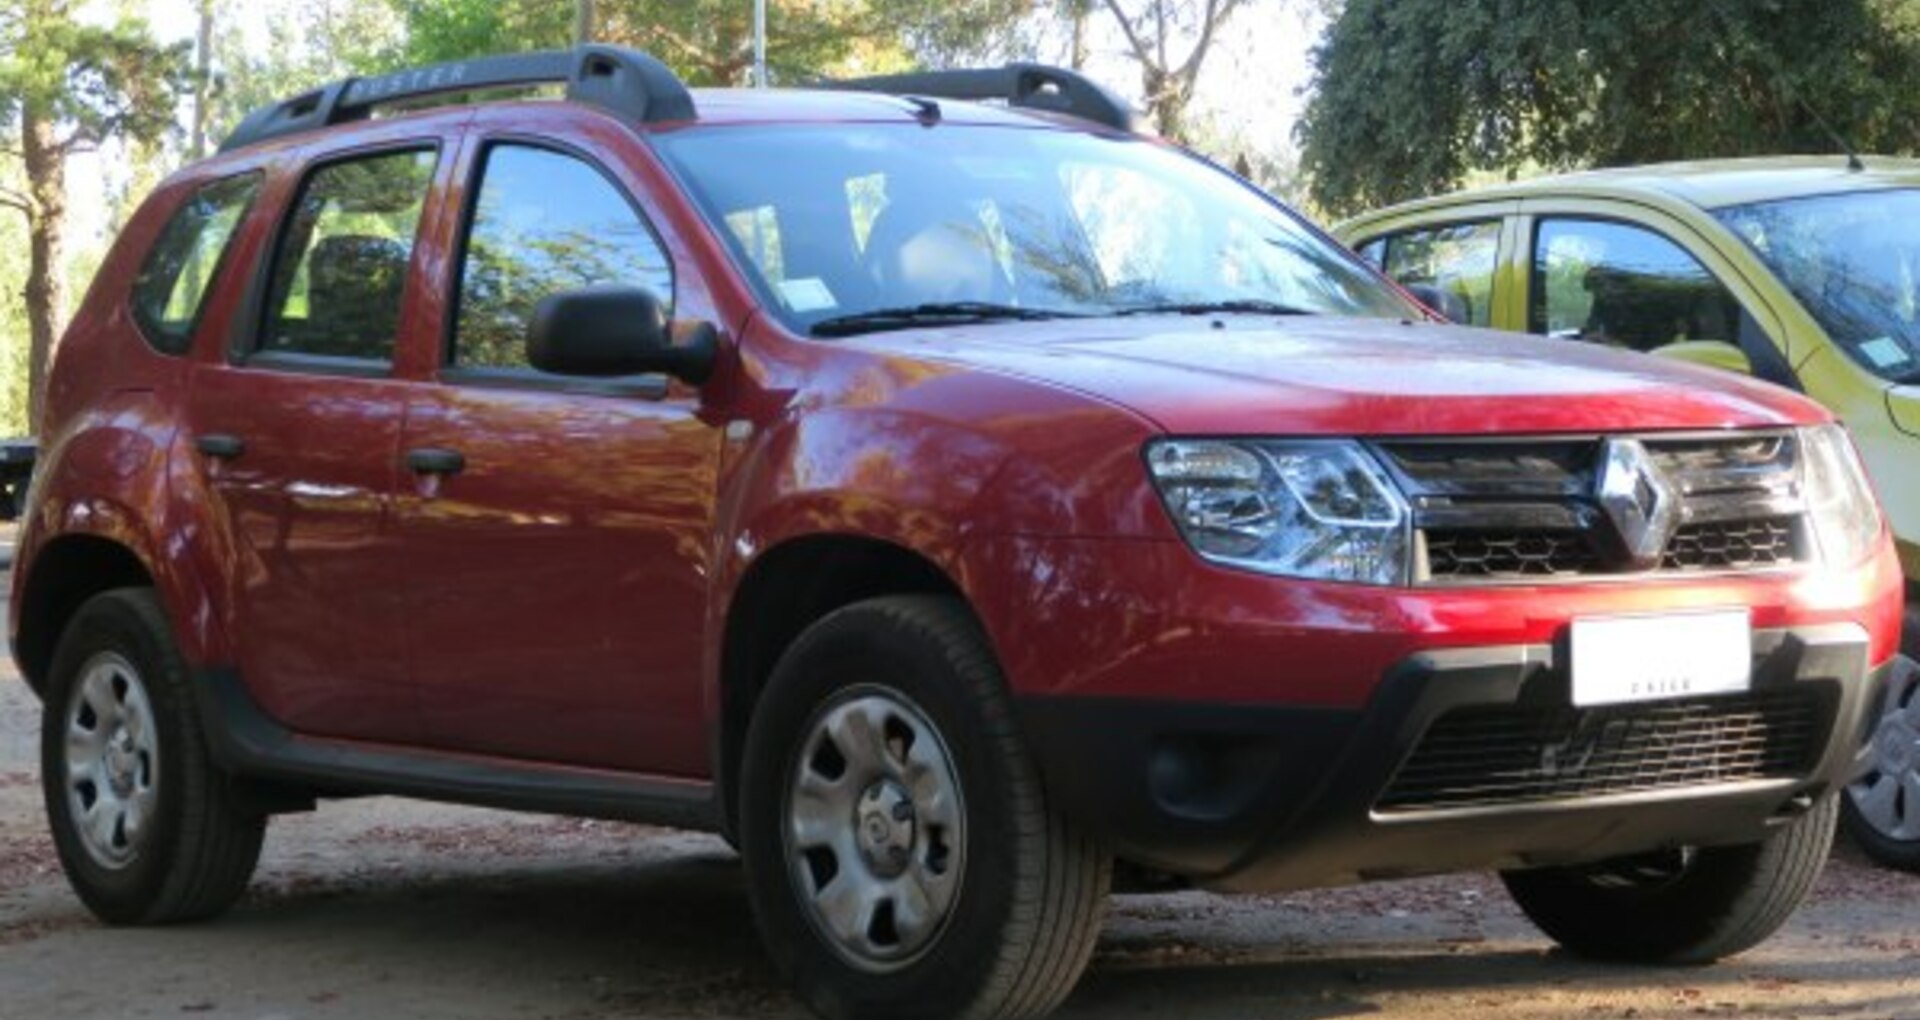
1842 653 1920 871
740 596 1110 1020
1502 793 1837 964
41 588 266 924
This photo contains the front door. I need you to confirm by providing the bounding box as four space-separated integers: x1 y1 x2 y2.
395 138 722 775
186 146 442 742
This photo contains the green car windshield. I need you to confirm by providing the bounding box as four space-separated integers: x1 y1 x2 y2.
656 123 1416 335
1716 188 1920 381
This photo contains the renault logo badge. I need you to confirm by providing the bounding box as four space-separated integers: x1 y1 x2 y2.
1596 439 1679 568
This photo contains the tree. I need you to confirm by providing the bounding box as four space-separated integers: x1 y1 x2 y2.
383 0 1030 85
1095 0 1252 141
0 0 188 427
1299 0 1920 217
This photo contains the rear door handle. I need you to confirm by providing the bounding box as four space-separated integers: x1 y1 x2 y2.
406 447 465 476
195 433 245 459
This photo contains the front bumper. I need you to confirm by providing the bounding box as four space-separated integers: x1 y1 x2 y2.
1018 623 1884 893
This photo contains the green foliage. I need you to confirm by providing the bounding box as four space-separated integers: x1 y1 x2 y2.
0 0 190 151
0 168 25 437
1300 0 1920 217
379 0 1029 84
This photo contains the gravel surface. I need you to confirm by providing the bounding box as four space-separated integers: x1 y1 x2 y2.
3 565 1918 1020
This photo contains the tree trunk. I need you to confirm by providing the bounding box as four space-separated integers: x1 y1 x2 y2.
575 0 595 45
190 0 215 160
1069 2 1090 69
22 110 66 432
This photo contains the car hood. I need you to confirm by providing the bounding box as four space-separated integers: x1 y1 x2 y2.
850 315 1823 435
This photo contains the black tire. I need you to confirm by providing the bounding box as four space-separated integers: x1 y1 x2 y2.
1841 641 1920 872
740 596 1110 1020
1502 793 1838 964
41 588 266 924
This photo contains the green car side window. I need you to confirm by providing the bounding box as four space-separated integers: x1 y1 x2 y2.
1532 218 1743 354
1377 220 1500 327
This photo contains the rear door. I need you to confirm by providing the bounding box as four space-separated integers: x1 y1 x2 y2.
393 111 725 775
185 139 451 742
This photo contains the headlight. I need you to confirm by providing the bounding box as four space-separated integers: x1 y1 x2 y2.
1145 439 1411 584
1801 423 1883 568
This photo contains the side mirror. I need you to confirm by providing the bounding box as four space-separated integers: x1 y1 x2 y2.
526 286 717 384
1655 339 1752 376
1402 283 1470 325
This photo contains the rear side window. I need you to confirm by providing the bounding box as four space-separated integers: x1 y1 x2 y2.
260 149 436 363
130 173 261 354
1379 221 1500 327
453 144 672 370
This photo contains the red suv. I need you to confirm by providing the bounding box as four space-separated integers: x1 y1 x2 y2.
7 47 1904 1020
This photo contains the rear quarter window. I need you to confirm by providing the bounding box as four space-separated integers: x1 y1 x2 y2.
129 173 262 354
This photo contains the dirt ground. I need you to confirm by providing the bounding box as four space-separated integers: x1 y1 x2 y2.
3 553 1919 1019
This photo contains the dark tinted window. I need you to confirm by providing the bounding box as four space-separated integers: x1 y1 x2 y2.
130 173 260 354
454 145 672 370
261 149 436 362
1380 220 1501 327
1532 218 1742 353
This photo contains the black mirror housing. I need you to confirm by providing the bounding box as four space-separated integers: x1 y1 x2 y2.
526 286 716 384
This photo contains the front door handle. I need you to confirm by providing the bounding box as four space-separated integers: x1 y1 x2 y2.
406 447 466 476
195 433 245 459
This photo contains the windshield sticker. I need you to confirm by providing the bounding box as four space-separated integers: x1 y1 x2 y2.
1860 336 1912 370
778 278 838 313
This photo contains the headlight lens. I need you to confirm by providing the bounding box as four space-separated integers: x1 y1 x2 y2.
1801 423 1883 568
1145 439 1411 584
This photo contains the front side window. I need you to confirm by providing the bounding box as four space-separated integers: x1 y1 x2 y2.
454 145 674 370
657 124 1415 335
260 149 436 362
131 173 261 354
1717 189 1920 381
1531 218 1743 353
1380 220 1501 327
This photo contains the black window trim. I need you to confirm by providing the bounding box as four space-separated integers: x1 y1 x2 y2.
129 170 265 357
439 132 678 392
230 140 444 376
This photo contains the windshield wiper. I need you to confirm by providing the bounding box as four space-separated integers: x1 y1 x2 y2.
1111 299 1313 318
809 302 1084 338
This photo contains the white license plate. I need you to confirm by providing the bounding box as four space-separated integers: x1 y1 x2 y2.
1569 610 1751 707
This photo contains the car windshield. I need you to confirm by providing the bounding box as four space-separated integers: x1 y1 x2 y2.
1715 188 1920 381
655 122 1415 335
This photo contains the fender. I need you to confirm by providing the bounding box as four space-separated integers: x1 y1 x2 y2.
11 395 225 680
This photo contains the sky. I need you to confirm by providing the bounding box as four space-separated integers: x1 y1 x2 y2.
66 0 1326 246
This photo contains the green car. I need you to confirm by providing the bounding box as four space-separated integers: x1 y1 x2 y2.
1337 157 1920 871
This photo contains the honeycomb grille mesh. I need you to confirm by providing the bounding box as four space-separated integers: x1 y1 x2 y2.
1662 517 1798 571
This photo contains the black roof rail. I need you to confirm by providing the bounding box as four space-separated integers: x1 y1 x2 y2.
828 63 1138 133
219 45 696 153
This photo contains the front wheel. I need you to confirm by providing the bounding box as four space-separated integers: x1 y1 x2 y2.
1502 793 1838 964
1842 654 1920 872
740 596 1110 1020
41 588 266 924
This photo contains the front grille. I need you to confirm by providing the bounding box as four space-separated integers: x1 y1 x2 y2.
1375 687 1832 812
1374 432 1809 584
